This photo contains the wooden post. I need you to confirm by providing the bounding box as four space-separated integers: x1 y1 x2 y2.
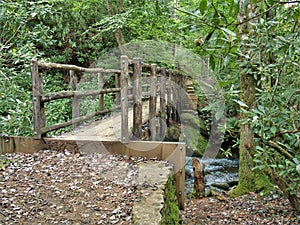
149 64 157 141
31 59 45 139
176 73 183 122
166 70 172 127
121 55 129 143
70 70 79 128
175 144 186 210
164 143 186 210
160 67 167 139
192 157 205 198
133 58 142 139
115 73 121 105
98 73 104 111
171 70 177 121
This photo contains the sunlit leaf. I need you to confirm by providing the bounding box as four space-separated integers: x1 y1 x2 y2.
199 0 207 15
233 99 248 108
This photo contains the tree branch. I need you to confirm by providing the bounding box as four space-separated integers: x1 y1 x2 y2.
288 90 300 104
266 140 294 160
236 1 300 27
235 3 279 27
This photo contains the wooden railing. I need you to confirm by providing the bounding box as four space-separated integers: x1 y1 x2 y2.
31 56 195 141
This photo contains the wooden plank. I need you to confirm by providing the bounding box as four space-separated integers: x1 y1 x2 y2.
31 59 45 139
121 55 129 143
133 58 143 140
70 70 80 128
0 136 43 154
149 64 157 141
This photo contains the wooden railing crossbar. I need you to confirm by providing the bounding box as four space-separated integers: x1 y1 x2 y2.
41 88 121 102
37 61 121 74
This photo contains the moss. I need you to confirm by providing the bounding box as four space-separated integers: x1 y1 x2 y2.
165 125 181 141
230 171 274 197
181 113 206 132
161 176 180 225
180 114 208 157
180 113 208 157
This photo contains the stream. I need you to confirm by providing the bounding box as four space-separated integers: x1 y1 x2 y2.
185 156 239 195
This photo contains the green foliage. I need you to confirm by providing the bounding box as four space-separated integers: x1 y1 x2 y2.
0 1 54 136
0 0 116 136
236 3 300 209
41 0 110 65
179 0 300 209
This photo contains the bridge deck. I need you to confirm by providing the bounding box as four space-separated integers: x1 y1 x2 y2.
56 100 157 141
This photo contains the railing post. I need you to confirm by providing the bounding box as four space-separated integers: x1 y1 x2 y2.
31 59 45 139
160 67 167 140
133 58 142 140
98 72 104 111
70 70 80 128
149 64 157 141
174 143 186 210
166 70 172 126
176 73 183 121
171 70 177 121
115 73 121 105
121 55 129 143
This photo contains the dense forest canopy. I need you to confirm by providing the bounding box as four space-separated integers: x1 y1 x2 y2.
0 0 299 211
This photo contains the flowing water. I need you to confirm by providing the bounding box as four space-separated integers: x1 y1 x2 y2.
185 156 239 195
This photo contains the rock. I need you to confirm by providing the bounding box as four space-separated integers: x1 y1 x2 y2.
227 180 238 187
185 168 193 178
211 182 230 191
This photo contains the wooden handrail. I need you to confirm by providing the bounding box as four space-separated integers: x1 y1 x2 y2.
41 88 121 102
37 61 121 73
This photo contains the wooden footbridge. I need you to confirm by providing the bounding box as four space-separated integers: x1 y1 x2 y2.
1 55 198 209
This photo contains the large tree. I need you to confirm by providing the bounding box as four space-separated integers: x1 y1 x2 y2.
231 0 273 196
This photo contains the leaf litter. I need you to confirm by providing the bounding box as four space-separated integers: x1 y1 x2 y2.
180 190 299 224
0 150 142 224
1 150 299 224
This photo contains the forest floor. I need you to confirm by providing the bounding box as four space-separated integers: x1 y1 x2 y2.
0 150 141 224
180 190 299 225
1 150 299 225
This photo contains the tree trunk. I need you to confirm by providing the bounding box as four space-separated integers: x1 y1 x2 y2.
231 0 272 196
106 0 126 54
192 158 205 198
